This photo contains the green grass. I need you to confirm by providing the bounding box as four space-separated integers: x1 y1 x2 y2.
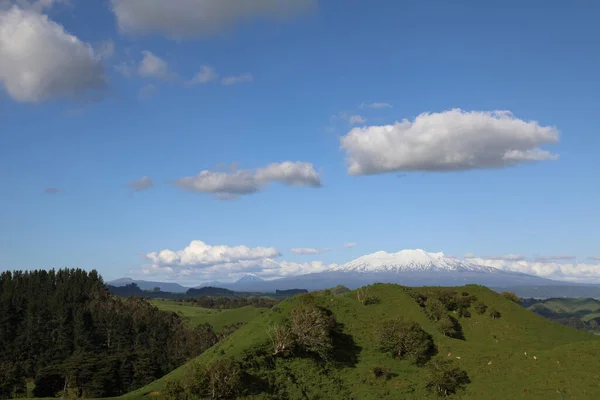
119 285 600 400
150 300 268 332
528 298 600 314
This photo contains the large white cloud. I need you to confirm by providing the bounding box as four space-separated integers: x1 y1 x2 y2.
0 6 106 102
142 239 333 281
111 0 315 39
146 240 281 268
340 109 559 175
466 255 600 283
176 161 322 199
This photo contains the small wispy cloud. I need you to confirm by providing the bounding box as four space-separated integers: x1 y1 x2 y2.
348 115 366 125
221 73 253 85
343 242 357 248
43 187 61 195
360 102 392 109
186 65 218 86
534 255 577 263
138 84 157 100
126 176 154 191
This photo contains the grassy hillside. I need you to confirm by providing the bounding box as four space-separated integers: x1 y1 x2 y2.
119 284 600 399
150 300 267 332
527 298 600 314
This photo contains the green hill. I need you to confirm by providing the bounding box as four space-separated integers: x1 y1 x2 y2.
150 300 267 332
526 298 600 314
119 284 600 400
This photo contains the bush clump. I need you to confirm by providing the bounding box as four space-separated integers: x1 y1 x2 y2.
166 359 243 400
290 305 337 359
356 287 379 305
473 300 488 315
375 318 435 365
489 308 501 319
425 357 470 397
502 292 521 304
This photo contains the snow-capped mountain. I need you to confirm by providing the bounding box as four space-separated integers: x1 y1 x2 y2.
229 249 558 292
235 274 264 284
333 249 498 274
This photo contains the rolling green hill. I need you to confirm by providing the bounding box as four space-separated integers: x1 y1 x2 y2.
118 284 600 400
526 298 600 314
150 300 267 332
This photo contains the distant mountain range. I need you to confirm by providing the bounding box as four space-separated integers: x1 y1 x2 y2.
107 278 190 293
109 250 600 298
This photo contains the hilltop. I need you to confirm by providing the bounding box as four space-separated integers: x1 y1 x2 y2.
122 284 600 399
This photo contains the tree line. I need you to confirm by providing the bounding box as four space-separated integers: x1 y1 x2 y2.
0 269 219 399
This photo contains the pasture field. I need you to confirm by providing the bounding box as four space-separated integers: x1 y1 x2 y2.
120 285 600 400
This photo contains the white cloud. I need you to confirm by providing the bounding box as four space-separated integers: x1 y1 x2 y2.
343 242 357 248
0 6 106 103
4 0 66 13
146 240 281 268
138 50 171 80
176 161 322 200
186 65 217 86
138 83 157 99
348 115 366 125
360 102 392 109
254 161 322 187
290 248 331 255
126 176 153 191
142 243 335 281
480 254 526 261
534 255 576 263
340 109 559 175
466 256 600 283
111 0 315 39
221 73 253 85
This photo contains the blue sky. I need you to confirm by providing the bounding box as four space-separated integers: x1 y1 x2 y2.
1 0 599 284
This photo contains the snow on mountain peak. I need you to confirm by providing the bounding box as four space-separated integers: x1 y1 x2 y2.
332 249 495 273
235 274 264 283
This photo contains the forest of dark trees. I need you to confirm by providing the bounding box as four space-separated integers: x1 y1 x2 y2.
0 269 218 399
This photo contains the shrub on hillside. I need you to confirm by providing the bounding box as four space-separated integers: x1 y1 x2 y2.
502 292 521 304
190 323 218 356
332 285 351 295
372 366 394 380
163 380 186 400
425 357 470 397
218 322 247 341
435 289 459 311
436 315 461 338
356 287 379 305
375 318 436 365
473 300 488 315
266 323 295 357
290 305 336 359
177 359 243 400
489 308 501 319
425 298 447 321
408 290 428 307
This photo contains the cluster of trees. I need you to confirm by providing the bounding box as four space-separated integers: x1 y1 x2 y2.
374 317 469 396
408 288 502 339
174 296 279 310
0 269 219 399
165 300 343 399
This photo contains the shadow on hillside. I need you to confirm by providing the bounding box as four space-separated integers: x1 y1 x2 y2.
330 322 362 368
